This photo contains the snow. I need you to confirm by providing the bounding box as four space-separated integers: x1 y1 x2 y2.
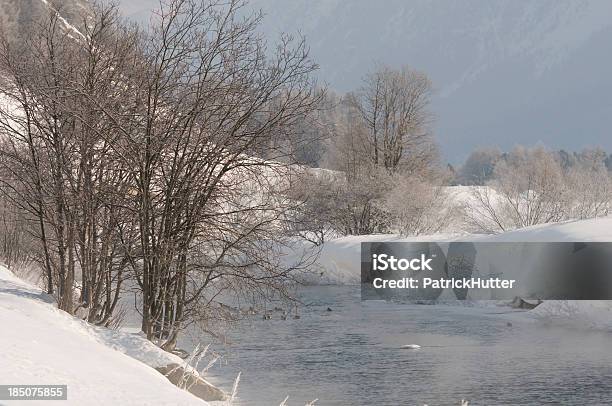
399 344 421 350
306 232 460 285
0 266 209 406
38 0 86 40
477 216 612 242
528 299 612 331
308 216 612 331
310 216 612 285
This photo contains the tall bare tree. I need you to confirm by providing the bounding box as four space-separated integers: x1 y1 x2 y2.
0 2 139 321
101 0 322 348
346 66 435 174
1 0 322 348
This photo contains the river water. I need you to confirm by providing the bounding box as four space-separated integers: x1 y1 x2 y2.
196 286 612 405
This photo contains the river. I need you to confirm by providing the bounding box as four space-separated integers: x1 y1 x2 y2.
189 286 612 405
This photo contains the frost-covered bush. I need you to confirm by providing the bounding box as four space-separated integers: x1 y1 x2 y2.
292 168 456 237
464 146 612 233
383 175 458 236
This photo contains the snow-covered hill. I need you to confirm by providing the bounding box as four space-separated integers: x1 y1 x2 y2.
0 266 211 406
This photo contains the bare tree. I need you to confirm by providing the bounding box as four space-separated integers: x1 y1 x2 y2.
457 147 502 185
67 4 140 323
99 0 323 348
346 66 436 175
309 66 443 236
0 9 80 309
0 2 138 321
0 193 35 269
1 0 323 348
563 157 612 220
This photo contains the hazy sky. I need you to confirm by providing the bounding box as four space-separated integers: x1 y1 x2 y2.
115 0 612 163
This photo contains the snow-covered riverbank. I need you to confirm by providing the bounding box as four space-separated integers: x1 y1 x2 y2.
0 266 223 405
306 217 612 331
310 217 612 284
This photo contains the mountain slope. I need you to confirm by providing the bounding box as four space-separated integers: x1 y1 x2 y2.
100 0 612 162
0 0 90 38
246 0 612 162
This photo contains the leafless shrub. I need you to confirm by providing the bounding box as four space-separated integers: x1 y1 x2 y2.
465 146 565 232
286 168 343 246
383 175 457 236
563 159 612 219
463 186 510 233
464 145 612 233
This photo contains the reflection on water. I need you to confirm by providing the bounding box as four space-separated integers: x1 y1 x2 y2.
184 286 612 405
